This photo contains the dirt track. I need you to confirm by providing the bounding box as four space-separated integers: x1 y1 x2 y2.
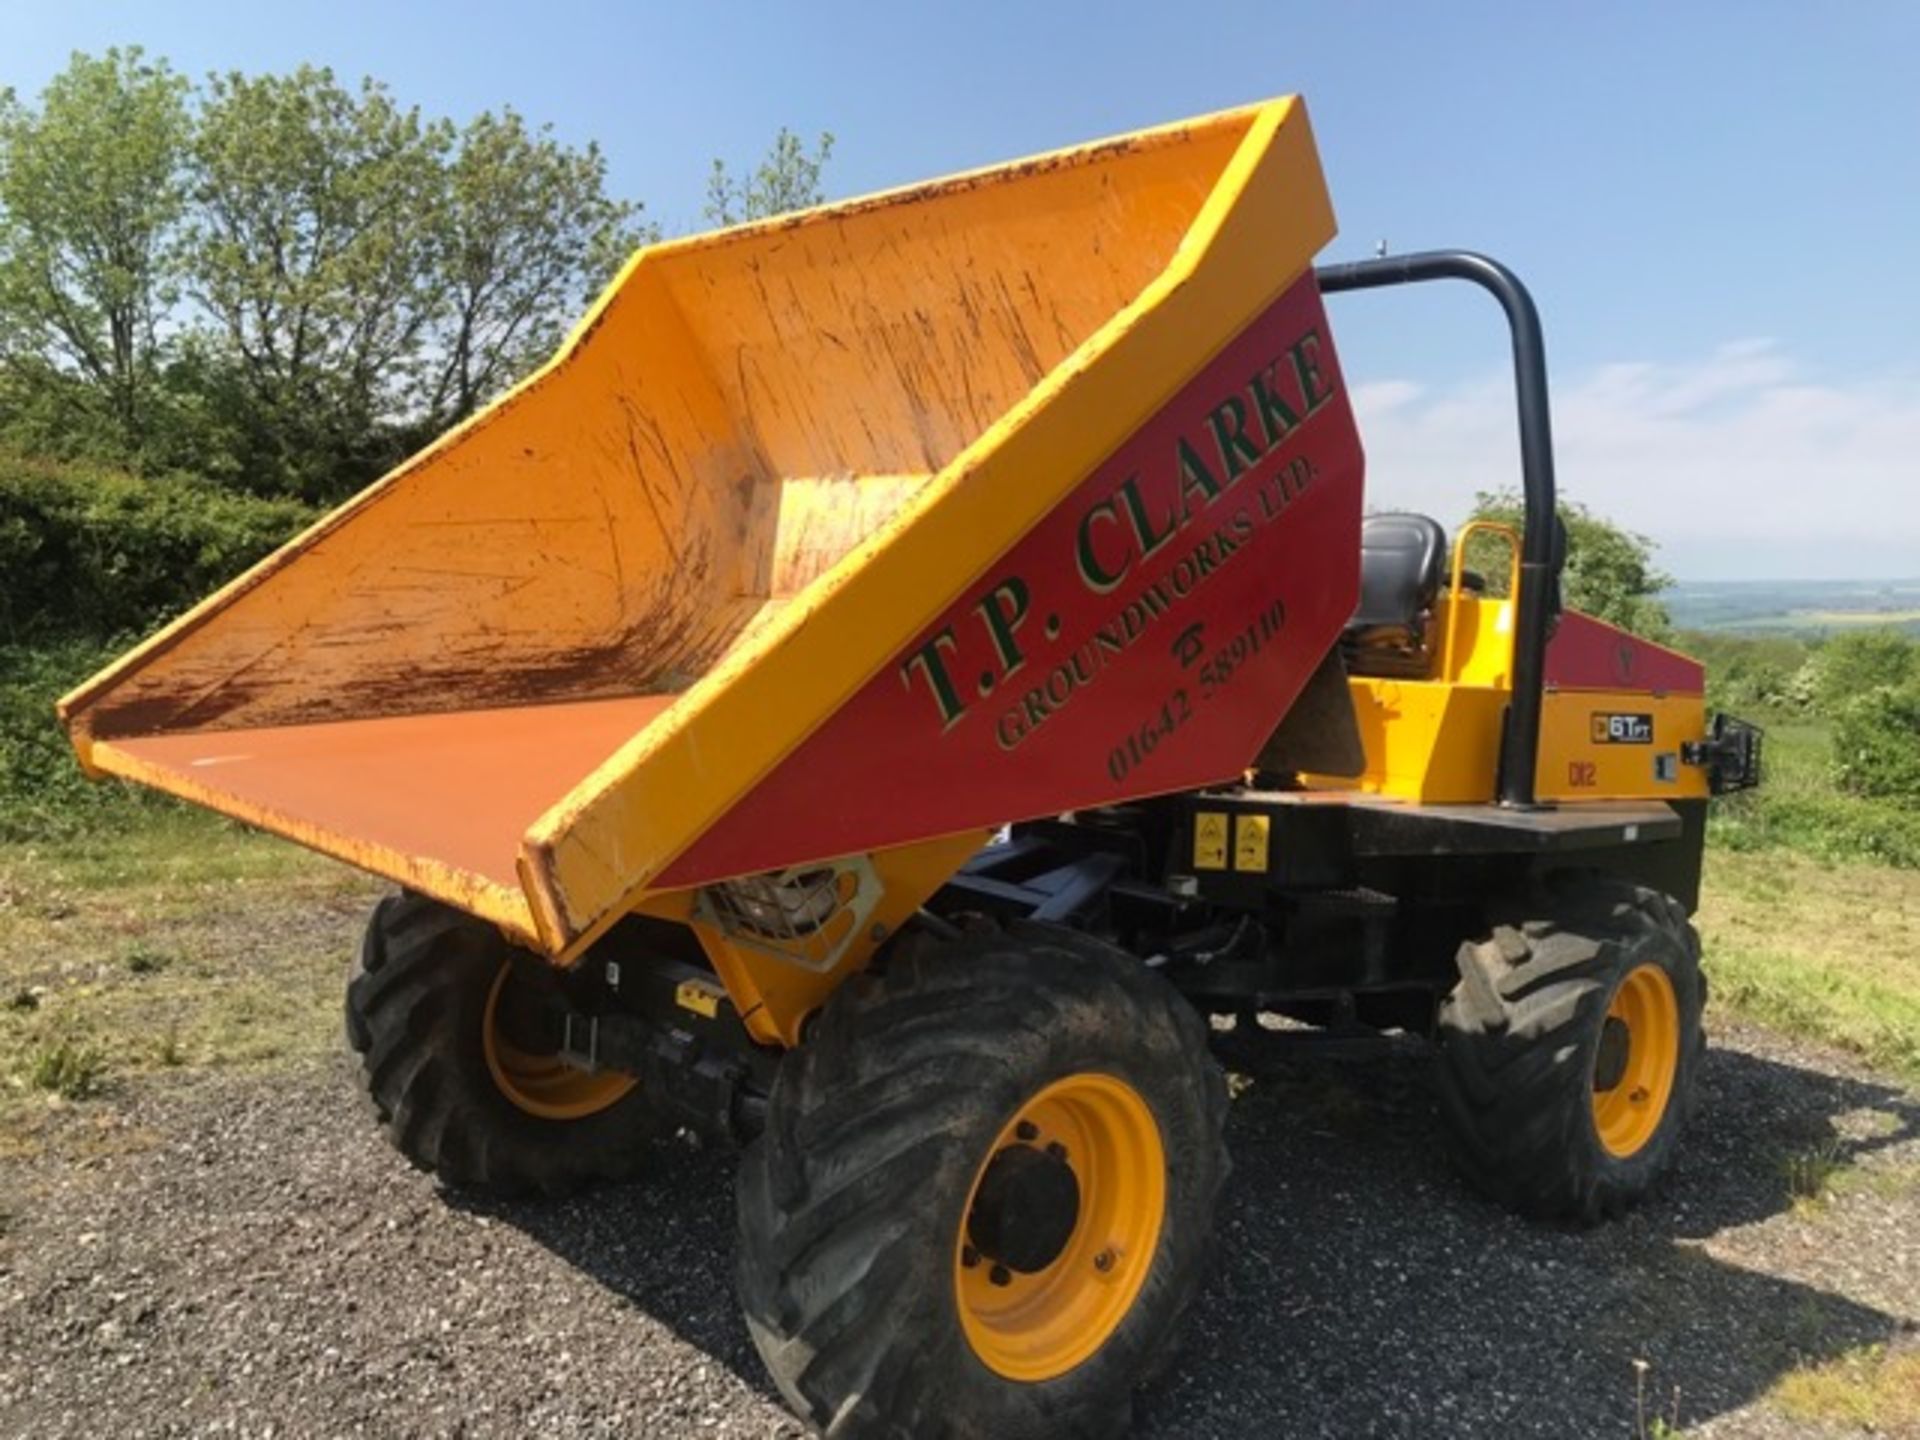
2 1020 1917 1438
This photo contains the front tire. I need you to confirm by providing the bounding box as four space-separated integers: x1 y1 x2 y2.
1434 877 1705 1222
345 892 659 1196
735 922 1228 1439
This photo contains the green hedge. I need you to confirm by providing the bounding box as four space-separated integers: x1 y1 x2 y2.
1706 714 1920 869
0 451 315 840
1833 681 1920 804
0 638 169 840
0 450 314 643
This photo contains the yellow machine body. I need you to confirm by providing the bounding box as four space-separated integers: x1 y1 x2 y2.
1312 525 1712 806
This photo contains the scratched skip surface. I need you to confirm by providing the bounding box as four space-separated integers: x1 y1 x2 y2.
662 273 1366 885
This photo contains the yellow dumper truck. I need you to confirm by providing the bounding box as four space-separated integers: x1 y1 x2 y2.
61 97 1758 1437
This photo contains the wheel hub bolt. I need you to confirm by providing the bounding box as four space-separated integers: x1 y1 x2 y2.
1046 1141 1068 1162
988 1264 1012 1288
1015 1120 1038 1142
1094 1249 1115 1273
961 1245 981 1269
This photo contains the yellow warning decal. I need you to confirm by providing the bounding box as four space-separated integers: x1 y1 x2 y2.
1234 814 1270 872
1194 812 1228 870
675 978 724 1019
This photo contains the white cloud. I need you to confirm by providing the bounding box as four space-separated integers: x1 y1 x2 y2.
1349 341 1920 580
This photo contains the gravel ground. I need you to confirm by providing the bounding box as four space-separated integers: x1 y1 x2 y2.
2 1020 1916 1439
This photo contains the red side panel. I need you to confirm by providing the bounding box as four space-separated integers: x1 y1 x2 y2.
661 274 1367 886
1545 612 1704 695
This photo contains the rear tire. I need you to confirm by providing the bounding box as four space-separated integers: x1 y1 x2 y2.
345 892 660 1196
1434 876 1705 1223
735 921 1229 1439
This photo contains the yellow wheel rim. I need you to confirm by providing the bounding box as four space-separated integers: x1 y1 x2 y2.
1591 963 1680 1159
481 965 637 1121
954 1073 1166 1382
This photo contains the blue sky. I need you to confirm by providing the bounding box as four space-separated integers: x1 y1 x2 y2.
8 1 1918 579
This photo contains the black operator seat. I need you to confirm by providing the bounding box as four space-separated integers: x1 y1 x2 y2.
1343 512 1449 678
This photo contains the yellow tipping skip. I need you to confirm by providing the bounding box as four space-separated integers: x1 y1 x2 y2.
59 99 1339 963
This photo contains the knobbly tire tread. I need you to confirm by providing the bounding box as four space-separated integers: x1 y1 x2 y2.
1434 875 1706 1223
345 891 659 1197
735 920 1230 1440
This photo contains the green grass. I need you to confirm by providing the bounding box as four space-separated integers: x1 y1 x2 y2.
26 1031 108 1099
1780 1137 1850 1212
1701 707 1920 1080
1772 1137 1920 1218
1698 848 1920 1084
1795 608 1920 625
1707 715 1920 868
0 808 379 1145
1767 1344 1920 1432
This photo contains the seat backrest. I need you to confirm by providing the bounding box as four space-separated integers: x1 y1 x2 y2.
1350 512 1447 632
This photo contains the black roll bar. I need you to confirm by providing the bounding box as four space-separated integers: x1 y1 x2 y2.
1313 250 1560 809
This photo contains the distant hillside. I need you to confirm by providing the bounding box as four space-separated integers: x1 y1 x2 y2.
1666 579 1920 636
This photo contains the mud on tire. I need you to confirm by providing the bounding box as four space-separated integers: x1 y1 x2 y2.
735 921 1229 1440
345 891 660 1196
1434 875 1706 1223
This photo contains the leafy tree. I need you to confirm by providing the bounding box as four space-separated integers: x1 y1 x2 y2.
420 109 647 430
186 66 451 499
0 51 835 502
1832 678 1920 803
705 128 835 225
1687 631 1814 715
1467 489 1674 641
0 48 190 457
1812 628 1916 715
1817 629 1920 802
